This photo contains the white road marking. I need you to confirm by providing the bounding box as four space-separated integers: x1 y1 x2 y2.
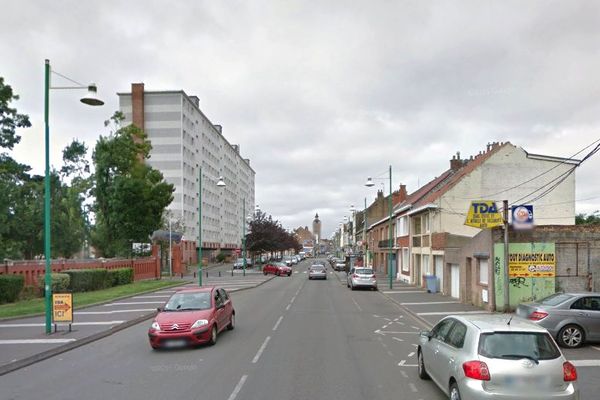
398 360 407 366
294 271 299 274
272 316 284 331
375 330 419 335
0 321 125 328
592 346 600 352
252 336 271 363
387 351 394 357
400 301 460 305
392 337 404 342
572 360 600 367
303 271 307 274
409 383 418 392
373 314 380 318
133 295 170 299
351 298 363 312
227 375 248 400
75 309 155 315
408 352 415 357
383 317 392 321
397 362 418 367
154 290 176 294
416 311 491 316
104 301 164 306
286 304 291 311
290 296 296 303
396 321 405 325
411 326 420 330
400 370 408 378
383 290 426 294
0 339 77 344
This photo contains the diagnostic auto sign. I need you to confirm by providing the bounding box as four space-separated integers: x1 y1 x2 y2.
511 205 534 230
508 250 556 278
464 201 503 229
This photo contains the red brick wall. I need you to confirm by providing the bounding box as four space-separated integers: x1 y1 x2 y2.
431 232 447 250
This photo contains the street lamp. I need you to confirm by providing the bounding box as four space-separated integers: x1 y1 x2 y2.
365 164 393 290
44 59 103 334
242 197 247 276
197 169 225 286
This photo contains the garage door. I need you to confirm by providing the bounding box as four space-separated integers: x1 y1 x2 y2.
450 264 460 299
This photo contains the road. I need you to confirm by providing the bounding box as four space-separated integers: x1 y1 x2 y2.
0 259 598 399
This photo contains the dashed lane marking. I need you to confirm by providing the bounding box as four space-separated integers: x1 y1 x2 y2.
252 337 271 363
400 301 460 305
133 295 170 299
392 337 404 342
416 311 490 316
0 339 77 344
383 290 426 294
400 370 408 378
408 352 415 357
351 297 363 312
409 383 418 393
227 375 248 400
286 304 291 311
272 316 283 331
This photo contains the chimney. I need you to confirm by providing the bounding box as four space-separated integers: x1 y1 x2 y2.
131 83 145 130
232 144 240 154
450 152 463 170
214 124 222 134
393 184 408 205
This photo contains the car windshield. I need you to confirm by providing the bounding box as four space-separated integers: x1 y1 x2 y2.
164 292 212 311
355 268 373 275
539 293 574 306
478 332 561 361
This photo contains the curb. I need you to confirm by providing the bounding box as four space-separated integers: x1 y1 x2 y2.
0 276 274 376
0 280 192 322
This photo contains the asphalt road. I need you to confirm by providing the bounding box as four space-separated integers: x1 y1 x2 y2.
0 259 598 400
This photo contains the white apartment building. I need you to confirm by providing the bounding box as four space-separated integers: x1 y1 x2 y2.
118 83 255 252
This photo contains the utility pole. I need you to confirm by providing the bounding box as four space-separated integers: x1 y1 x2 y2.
503 199 510 312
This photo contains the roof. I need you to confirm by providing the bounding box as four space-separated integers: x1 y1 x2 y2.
450 314 548 333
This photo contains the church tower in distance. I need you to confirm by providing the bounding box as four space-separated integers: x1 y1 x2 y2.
312 213 322 243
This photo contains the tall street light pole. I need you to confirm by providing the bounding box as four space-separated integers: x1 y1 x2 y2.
365 164 394 290
44 59 103 334
242 197 247 277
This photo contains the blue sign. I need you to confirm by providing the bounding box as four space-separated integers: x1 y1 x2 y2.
511 205 534 229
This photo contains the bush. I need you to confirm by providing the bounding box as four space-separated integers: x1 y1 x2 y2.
0 275 25 303
107 268 133 287
64 269 108 292
216 252 226 263
37 273 71 296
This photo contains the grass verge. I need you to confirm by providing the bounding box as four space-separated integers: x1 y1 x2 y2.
0 280 186 319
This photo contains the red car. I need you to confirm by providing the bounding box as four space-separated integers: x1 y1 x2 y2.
148 287 235 349
263 262 292 276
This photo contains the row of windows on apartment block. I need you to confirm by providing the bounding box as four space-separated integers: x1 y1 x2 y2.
369 214 431 240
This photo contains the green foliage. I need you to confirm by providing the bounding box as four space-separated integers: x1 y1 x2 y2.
216 252 227 263
0 274 25 303
91 112 174 257
0 77 31 150
576 211 600 225
64 269 108 292
38 273 71 295
107 268 134 286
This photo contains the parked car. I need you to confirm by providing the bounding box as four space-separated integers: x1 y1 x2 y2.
347 267 377 290
282 256 293 266
291 255 299 265
418 314 579 400
233 258 253 269
148 287 234 349
263 262 292 276
308 264 327 280
334 260 346 271
516 292 600 348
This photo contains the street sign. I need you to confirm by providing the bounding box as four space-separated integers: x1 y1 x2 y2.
464 201 503 229
511 205 534 230
52 293 73 332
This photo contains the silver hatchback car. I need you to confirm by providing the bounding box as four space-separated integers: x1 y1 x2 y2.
347 267 377 290
516 292 600 348
418 314 579 400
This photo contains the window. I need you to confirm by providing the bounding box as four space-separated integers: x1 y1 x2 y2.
479 258 489 285
446 322 467 348
432 319 455 342
571 297 600 311
423 214 430 233
478 332 560 360
396 216 408 236
402 248 409 272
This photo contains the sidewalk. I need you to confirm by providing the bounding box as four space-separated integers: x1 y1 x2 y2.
376 276 492 328
0 272 274 376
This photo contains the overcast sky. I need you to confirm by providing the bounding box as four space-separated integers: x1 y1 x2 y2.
2 1 600 238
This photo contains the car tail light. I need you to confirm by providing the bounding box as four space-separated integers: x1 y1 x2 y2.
462 361 490 381
371 275 376 278
563 361 577 382
528 311 548 321
352 274 358 279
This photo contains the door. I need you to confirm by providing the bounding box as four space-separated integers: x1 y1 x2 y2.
414 255 421 286
434 256 444 293
571 296 600 340
450 264 460 299
436 321 467 388
214 290 227 331
425 318 455 387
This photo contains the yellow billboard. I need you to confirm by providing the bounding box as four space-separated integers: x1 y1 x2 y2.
464 201 504 229
52 293 73 323
508 252 556 278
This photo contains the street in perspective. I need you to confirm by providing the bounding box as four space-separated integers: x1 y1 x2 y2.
2 2 600 400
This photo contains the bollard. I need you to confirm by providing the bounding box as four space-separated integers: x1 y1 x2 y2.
206 270 208 278
219 271 221 277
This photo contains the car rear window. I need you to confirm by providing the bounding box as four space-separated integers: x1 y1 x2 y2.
539 293 574 306
311 266 324 271
355 268 373 275
478 332 560 361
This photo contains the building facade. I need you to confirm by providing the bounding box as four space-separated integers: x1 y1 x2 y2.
118 83 255 254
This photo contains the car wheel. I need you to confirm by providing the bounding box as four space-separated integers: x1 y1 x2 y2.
227 313 235 330
276 271 280 276
347 282 350 288
417 350 430 379
351 284 355 291
208 325 218 346
558 324 585 348
288 272 291 276
263 270 268 275
449 382 461 400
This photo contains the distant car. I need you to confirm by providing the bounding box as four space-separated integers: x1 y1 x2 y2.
334 261 346 271
308 264 327 280
516 292 600 348
291 255 299 264
282 256 293 266
148 287 235 349
233 258 252 269
418 314 579 400
263 262 292 276
347 267 377 290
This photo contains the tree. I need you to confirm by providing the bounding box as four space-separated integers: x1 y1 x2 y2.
246 211 302 256
91 112 174 257
576 211 600 225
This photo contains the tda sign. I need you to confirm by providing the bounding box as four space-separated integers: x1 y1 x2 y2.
465 201 503 229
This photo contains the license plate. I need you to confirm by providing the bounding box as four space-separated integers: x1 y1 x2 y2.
163 340 187 348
